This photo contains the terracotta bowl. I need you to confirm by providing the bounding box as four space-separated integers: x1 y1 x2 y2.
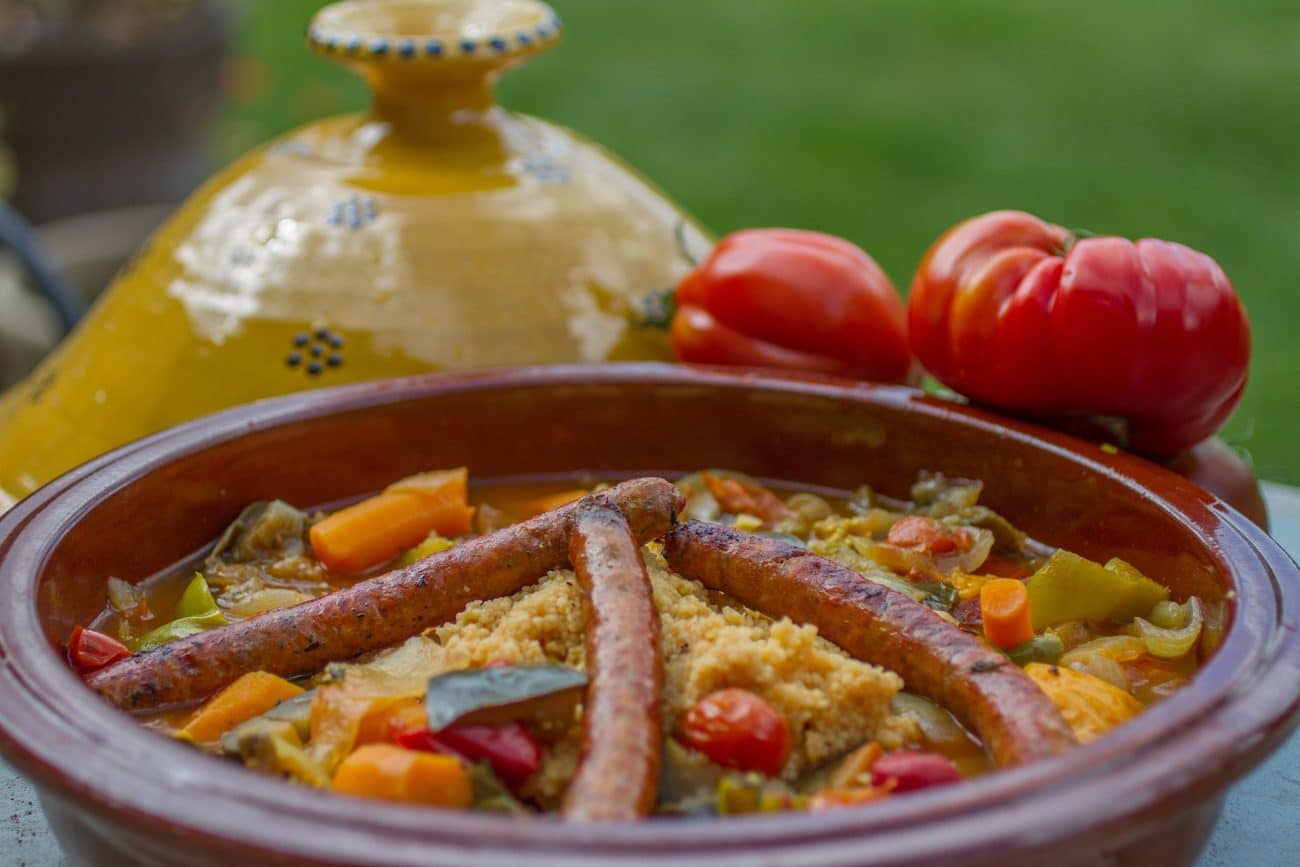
0 364 1296 867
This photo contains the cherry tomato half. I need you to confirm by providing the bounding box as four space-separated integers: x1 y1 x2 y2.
678 688 792 777
67 626 131 674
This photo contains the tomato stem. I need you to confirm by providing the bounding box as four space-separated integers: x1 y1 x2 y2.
1058 227 1099 255
630 220 702 330
632 287 677 330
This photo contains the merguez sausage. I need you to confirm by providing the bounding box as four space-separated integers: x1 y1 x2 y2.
89 478 684 711
562 504 662 822
662 521 1077 767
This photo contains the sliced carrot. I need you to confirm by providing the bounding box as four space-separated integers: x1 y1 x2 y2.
310 467 474 574
980 578 1035 649
702 473 791 526
355 696 428 746
828 741 883 790
808 786 892 811
180 671 303 743
332 744 472 807
523 488 589 517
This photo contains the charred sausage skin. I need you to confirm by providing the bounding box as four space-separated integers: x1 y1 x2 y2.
562 504 663 822
89 478 684 711
662 521 1077 767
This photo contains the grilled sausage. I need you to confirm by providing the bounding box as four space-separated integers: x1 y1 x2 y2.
662 522 1077 767
89 478 684 711
562 504 662 822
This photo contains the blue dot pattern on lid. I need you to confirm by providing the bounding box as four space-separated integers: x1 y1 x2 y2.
398 39 416 59
326 196 379 230
426 39 443 56
287 329 346 376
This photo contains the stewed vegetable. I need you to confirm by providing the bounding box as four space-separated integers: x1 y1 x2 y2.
74 467 1220 819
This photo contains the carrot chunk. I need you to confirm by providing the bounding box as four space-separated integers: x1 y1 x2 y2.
180 671 303 743
310 467 474 573
354 696 429 746
702 473 791 526
980 578 1035 649
523 488 589 516
332 744 472 807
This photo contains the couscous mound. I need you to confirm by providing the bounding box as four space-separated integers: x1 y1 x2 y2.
356 548 915 801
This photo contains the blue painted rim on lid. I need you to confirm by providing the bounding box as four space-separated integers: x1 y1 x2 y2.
307 8 561 62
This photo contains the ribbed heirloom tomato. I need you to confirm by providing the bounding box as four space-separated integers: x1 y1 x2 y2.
908 211 1250 455
670 229 915 383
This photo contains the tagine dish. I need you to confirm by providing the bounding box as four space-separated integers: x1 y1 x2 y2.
71 465 1222 821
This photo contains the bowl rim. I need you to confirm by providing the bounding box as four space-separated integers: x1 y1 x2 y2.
1 363 1297 866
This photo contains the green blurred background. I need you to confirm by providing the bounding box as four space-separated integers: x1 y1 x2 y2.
219 0 1295 483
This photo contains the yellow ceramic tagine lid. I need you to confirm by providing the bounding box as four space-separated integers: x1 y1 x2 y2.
0 0 712 511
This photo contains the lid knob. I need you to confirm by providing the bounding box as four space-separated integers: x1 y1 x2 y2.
308 0 562 136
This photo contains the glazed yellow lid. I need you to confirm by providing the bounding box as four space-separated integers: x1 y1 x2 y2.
0 0 711 510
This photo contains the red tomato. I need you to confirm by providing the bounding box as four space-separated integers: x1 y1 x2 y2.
908 211 1250 455
678 688 792 776
869 751 962 793
886 515 971 555
670 229 915 383
66 626 131 674
1161 437 1268 530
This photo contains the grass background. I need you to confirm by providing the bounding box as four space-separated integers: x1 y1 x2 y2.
219 0 1299 483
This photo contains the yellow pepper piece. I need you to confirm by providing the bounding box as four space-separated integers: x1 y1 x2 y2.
397 534 456 567
1025 663 1143 743
948 571 992 601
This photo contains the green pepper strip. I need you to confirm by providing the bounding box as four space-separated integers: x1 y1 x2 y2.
1025 551 1169 631
129 573 227 652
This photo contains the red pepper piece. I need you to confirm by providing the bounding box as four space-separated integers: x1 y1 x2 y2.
669 228 915 384
870 751 962 793
397 722 542 786
67 626 131 674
